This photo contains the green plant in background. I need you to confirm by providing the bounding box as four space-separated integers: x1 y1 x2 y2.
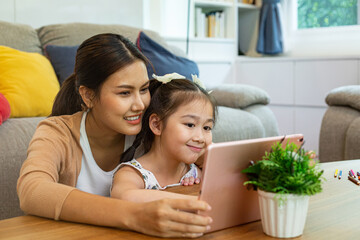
298 0 357 29
242 142 324 196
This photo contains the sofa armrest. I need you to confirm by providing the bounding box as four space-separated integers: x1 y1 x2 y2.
326 85 360 111
209 84 270 109
0 117 44 220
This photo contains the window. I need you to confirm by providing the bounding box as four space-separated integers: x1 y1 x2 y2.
280 0 360 57
297 0 358 29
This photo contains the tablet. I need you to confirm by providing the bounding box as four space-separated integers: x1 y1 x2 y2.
198 134 304 233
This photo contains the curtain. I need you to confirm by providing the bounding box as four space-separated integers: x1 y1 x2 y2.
256 0 283 55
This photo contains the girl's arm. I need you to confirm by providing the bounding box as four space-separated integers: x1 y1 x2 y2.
111 166 197 202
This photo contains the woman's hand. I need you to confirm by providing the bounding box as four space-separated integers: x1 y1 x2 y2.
127 198 212 238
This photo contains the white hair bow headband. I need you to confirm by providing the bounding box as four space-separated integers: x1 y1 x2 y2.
152 73 211 93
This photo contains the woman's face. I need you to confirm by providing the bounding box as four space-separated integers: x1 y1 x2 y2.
90 60 150 136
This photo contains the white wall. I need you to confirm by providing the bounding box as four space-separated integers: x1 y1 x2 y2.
167 38 236 88
0 0 144 28
0 0 14 22
236 56 360 157
143 0 189 38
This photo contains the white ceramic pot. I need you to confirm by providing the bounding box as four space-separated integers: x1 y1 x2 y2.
258 189 310 238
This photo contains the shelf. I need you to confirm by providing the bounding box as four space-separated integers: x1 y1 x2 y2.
147 1 259 60
194 0 233 8
237 3 260 10
165 36 235 43
190 37 235 43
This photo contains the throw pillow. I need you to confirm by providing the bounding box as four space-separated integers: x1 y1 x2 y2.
136 31 199 80
0 93 11 125
44 45 78 85
0 46 60 117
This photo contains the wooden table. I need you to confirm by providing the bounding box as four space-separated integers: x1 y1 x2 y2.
1 160 360 239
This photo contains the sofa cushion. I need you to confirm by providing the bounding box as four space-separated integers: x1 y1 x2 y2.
210 84 270 109
0 46 60 117
137 31 199 80
325 85 360 111
212 106 265 143
344 117 360 160
36 22 183 56
0 21 42 54
44 45 78 85
0 117 45 220
319 106 360 162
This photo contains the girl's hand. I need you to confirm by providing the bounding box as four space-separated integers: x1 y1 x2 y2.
181 167 202 186
127 198 212 238
181 176 200 186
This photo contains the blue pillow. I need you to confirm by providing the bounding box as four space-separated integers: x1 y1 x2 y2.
136 31 199 80
44 45 78 85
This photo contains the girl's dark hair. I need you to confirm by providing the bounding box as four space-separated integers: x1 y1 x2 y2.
51 33 149 116
120 78 217 163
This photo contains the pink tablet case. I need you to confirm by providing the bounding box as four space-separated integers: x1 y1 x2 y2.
198 134 304 233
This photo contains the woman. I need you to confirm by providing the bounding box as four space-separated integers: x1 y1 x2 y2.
17 33 212 238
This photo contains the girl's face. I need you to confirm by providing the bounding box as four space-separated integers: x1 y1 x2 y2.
158 99 214 164
90 60 150 136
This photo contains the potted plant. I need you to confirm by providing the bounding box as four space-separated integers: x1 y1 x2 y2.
242 142 324 238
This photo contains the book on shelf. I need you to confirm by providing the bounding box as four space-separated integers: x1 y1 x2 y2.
195 7 206 38
195 8 226 38
242 0 255 4
201 0 233 2
217 11 225 38
207 12 216 38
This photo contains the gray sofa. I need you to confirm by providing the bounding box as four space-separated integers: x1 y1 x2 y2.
319 85 360 162
0 20 279 220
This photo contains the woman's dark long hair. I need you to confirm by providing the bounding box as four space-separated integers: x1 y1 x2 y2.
51 33 149 116
120 78 218 163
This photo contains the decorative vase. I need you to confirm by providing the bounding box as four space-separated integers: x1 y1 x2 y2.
257 189 310 238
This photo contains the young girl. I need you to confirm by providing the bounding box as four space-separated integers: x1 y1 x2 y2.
111 74 217 202
17 34 212 238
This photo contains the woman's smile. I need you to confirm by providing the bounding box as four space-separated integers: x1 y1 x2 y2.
124 113 143 125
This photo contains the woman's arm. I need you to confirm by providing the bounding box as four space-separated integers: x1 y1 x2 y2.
18 118 212 238
61 169 213 238
19 159 212 238
19 150 212 238
61 189 212 238
111 166 196 202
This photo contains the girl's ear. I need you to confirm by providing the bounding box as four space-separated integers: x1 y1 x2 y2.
149 113 162 136
79 85 95 109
